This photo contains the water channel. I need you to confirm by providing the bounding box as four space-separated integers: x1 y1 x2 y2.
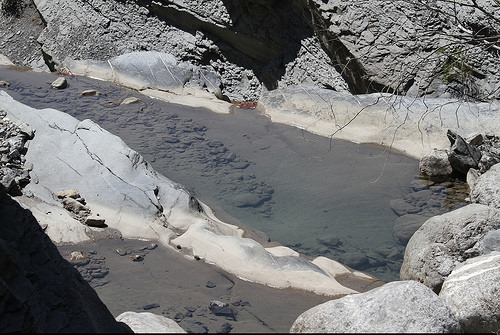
1 67 468 282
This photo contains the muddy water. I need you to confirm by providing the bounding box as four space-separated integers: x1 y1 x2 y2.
0 66 467 283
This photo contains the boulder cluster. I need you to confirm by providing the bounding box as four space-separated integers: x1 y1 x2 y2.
0 106 33 196
293 133 500 333
419 129 500 180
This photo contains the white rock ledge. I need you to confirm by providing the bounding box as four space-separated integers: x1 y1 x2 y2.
0 90 373 297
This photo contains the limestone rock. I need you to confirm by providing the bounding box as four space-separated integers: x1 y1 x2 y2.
51 77 67 89
290 280 461 333
400 204 500 292
439 252 500 333
419 148 453 177
470 163 500 209
116 311 186 333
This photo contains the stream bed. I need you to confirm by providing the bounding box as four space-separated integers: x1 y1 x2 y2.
1 66 468 282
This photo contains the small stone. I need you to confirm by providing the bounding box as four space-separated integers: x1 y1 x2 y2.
81 89 101 96
116 248 127 256
57 189 80 199
69 251 89 265
120 97 141 105
85 215 106 227
51 77 67 89
142 303 160 310
130 254 144 262
209 300 236 320
62 197 90 214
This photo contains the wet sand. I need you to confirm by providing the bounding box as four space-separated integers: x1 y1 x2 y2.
57 239 333 333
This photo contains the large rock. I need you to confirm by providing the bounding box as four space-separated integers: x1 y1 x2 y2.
400 204 500 292
0 191 132 333
447 130 482 175
116 311 186 333
470 163 500 209
290 280 461 333
419 148 453 177
439 252 500 333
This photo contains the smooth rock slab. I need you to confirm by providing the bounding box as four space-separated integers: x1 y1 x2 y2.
290 280 461 333
439 252 500 333
116 311 186 333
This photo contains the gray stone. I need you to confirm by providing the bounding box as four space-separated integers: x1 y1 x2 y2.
62 197 90 215
439 252 500 333
470 163 500 209
116 311 186 333
419 148 453 177
85 215 106 228
400 204 500 292
120 97 141 105
81 89 101 96
51 77 67 89
447 130 482 175
290 280 461 333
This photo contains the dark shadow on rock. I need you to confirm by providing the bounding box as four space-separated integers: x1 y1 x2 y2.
143 0 315 90
0 191 132 333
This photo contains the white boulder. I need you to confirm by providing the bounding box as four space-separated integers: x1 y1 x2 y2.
439 252 500 333
116 312 186 333
290 280 461 333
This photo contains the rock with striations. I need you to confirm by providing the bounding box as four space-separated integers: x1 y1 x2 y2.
290 280 461 333
400 204 500 292
470 163 500 209
0 190 132 333
439 252 500 333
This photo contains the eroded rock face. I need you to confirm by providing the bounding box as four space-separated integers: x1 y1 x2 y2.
400 204 500 292
290 280 461 333
0 191 132 333
2 0 498 101
439 252 500 333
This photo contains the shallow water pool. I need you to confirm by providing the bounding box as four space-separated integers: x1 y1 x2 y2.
1 66 467 282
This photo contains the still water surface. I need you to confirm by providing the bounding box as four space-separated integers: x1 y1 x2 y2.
1 67 467 281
